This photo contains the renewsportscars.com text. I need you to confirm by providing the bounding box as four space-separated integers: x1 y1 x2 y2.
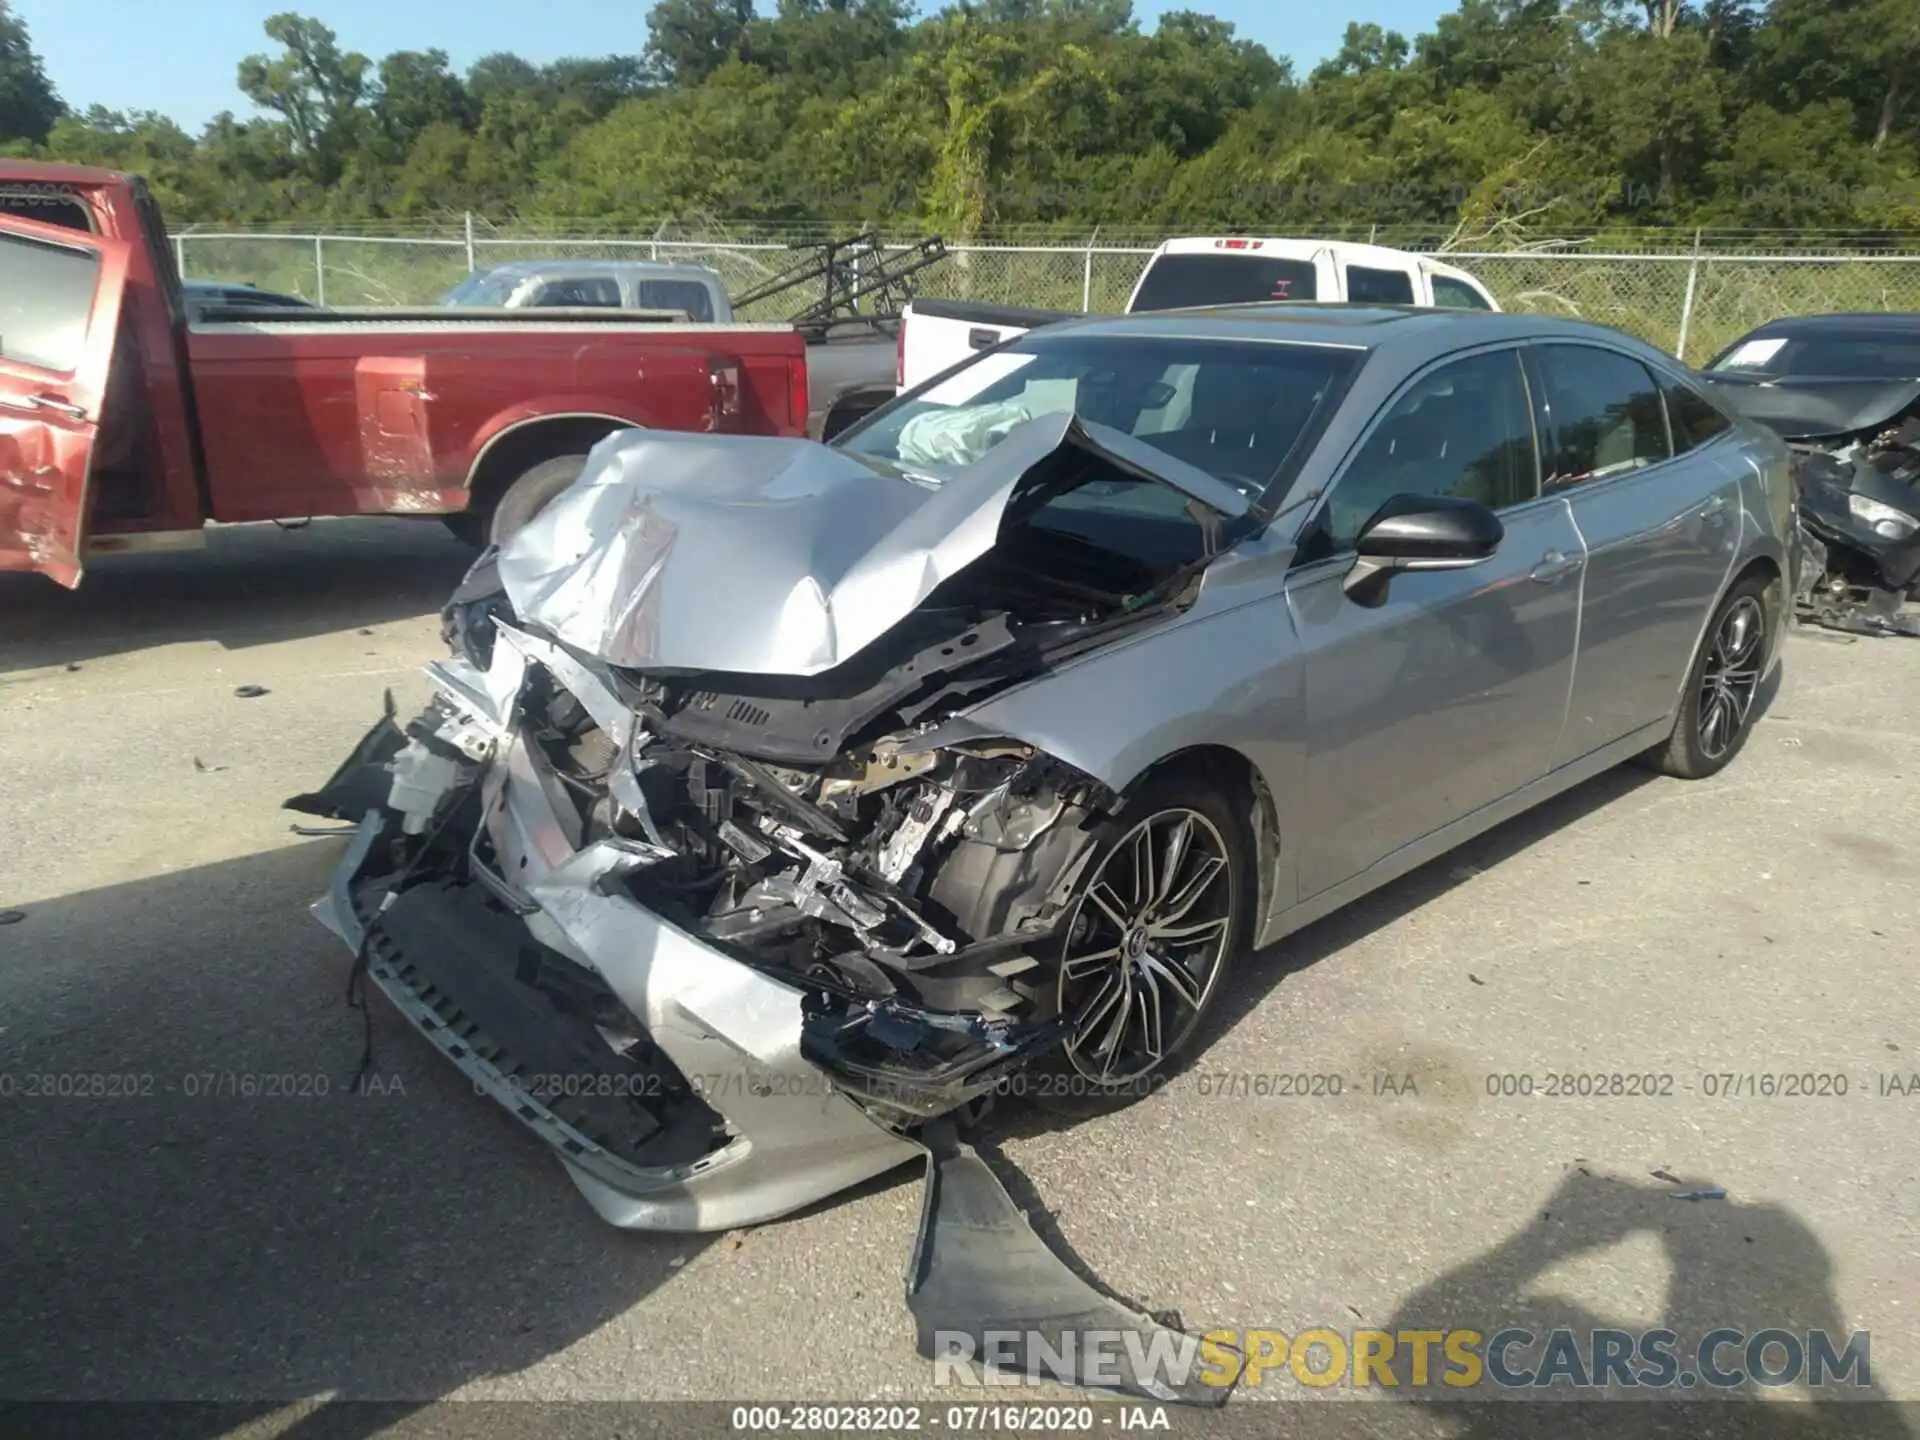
931 1326 1872 1392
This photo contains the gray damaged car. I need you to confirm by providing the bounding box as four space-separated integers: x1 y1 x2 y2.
292 304 1793 1297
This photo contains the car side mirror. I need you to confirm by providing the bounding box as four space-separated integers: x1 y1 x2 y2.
1342 493 1504 606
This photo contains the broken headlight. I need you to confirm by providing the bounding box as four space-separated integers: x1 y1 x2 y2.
1850 493 1919 541
441 548 516 670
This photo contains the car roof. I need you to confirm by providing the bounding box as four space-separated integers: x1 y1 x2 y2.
1731 312 1920 336
1151 236 1447 268
471 259 724 282
1034 303 1639 351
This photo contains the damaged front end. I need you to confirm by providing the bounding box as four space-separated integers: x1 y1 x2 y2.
294 414 1235 1232
1710 375 1920 636
1788 413 1920 636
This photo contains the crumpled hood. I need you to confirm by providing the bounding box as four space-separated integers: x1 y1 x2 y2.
1702 374 1920 441
495 410 1247 678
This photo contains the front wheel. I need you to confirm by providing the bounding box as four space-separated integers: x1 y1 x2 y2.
488 453 591 547
1022 772 1251 1118
1642 574 1771 780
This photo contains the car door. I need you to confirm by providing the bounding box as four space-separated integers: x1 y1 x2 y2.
1524 342 1743 770
1286 345 1585 898
0 215 134 587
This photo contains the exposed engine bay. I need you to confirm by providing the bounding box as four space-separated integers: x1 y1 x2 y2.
1788 413 1920 636
296 416 1243 1201
429 521 1192 1127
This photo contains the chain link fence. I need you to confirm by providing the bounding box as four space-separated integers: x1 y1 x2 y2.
174 221 1920 364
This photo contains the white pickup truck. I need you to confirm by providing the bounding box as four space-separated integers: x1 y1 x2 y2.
896 236 1500 392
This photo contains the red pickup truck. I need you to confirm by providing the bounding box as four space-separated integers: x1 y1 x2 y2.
0 162 811 587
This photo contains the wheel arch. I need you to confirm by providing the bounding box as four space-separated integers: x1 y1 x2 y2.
819 386 897 443
1109 743 1282 948
462 412 640 519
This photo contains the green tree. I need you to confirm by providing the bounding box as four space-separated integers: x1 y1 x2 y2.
1314 21 1412 77
235 14 372 187
645 0 756 86
374 50 473 152
0 0 63 145
1757 0 1920 151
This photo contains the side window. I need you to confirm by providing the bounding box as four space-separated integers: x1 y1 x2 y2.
532 277 622 308
1661 375 1733 453
0 231 102 373
635 280 716 322
1346 265 1416 305
1533 344 1673 489
1432 275 1493 311
1308 348 1537 557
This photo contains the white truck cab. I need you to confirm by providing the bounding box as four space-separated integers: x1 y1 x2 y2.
895 236 1499 393
1124 236 1499 312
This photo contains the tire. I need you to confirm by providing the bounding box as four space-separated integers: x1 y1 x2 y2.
487 453 591 546
820 393 887 444
1018 769 1252 1120
1642 574 1771 780
441 512 486 547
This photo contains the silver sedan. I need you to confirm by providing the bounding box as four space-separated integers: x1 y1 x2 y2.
295 303 1795 1234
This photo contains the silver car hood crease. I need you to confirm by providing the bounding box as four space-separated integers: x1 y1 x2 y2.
494 413 1249 677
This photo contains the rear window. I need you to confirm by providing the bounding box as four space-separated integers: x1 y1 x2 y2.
1708 330 1920 378
634 279 715 322
1663 376 1733 452
0 183 94 234
1432 275 1493 310
0 231 101 373
1129 254 1319 311
1346 265 1415 304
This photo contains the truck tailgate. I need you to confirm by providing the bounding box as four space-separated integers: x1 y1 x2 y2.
898 300 1079 392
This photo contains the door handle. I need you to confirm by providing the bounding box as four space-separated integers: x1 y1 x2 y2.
967 328 1001 350
1530 549 1583 584
22 394 88 421
1700 494 1731 521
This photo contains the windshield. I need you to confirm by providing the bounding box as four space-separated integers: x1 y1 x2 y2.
1130 253 1320 311
440 271 522 307
1708 330 1920 379
838 332 1358 499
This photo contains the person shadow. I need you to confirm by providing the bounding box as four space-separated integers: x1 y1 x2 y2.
1376 1169 1910 1439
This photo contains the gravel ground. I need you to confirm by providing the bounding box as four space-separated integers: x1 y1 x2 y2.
1 519 1916 1437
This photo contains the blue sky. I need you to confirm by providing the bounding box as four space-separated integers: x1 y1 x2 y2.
15 0 1454 133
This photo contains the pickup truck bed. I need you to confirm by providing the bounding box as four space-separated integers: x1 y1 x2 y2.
0 161 813 585
182 313 807 526
895 299 1084 391
797 318 907 440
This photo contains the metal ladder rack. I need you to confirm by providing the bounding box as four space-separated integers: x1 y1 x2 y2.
730 233 949 329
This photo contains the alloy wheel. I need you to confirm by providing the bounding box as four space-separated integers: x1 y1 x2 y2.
1698 595 1765 760
1057 807 1235 1084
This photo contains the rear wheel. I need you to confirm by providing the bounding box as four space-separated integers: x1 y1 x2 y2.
1642 574 1771 779
487 453 591 546
1021 772 1250 1118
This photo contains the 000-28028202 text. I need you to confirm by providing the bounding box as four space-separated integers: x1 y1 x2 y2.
729 1405 1106 1431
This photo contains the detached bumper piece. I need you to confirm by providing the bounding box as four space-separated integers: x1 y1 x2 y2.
355 875 724 1171
906 1124 1234 1407
284 689 408 822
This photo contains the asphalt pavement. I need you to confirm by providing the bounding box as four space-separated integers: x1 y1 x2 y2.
2 519 1916 1435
